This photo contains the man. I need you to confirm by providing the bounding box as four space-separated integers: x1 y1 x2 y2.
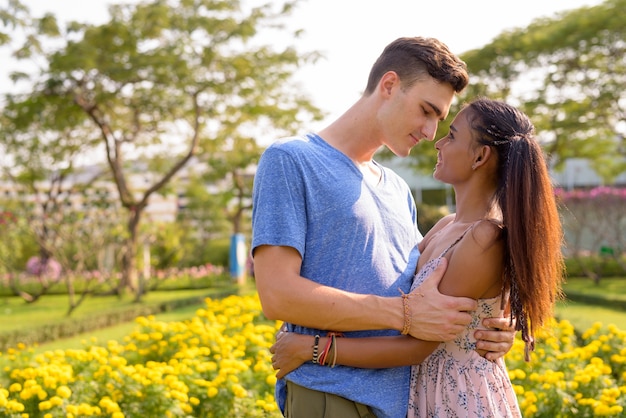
252 37 515 418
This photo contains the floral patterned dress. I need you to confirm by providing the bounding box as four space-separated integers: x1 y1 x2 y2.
407 230 522 418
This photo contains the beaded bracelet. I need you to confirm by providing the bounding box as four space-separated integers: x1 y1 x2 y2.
312 334 321 364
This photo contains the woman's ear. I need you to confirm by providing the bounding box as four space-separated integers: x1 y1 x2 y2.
472 145 492 169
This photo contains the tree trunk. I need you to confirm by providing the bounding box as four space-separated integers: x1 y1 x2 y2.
119 206 142 300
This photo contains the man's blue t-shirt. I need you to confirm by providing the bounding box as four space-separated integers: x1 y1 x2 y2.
251 133 421 418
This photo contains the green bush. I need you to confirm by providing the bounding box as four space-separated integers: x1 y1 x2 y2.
416 203 451 235
564 255 626 278
199 237 231 267
1 295 624 417
0 290 235 351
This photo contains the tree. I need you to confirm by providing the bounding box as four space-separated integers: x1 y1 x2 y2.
461 0 626 181
0 203 38 281
0 97 103 302
394 0 626 182
203 135 261 235
1 0 323 299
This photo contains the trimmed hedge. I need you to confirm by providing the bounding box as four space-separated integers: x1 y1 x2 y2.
0 288 237 351
564 256 626 278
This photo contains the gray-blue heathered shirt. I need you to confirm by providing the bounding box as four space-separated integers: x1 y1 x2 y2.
251 132 421 418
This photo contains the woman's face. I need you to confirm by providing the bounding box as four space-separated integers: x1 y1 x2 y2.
432 108 476 185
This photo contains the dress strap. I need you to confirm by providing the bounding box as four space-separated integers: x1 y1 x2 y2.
439 224 476 258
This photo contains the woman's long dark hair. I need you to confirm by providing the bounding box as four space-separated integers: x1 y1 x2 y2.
467 98 565 360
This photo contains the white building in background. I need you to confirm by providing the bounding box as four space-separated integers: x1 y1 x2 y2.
386 156 626 207
550 158 626 190
2 155 624 222
0 164 180 223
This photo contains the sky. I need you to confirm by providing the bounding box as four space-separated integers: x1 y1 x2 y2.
5 0 606 131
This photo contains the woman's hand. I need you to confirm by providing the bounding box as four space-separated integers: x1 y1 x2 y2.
475 316 517 361
270 328 315 379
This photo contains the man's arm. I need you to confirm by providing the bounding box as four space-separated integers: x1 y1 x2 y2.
254 245 476 340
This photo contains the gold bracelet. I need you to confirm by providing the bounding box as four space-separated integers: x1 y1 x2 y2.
400 292 411 335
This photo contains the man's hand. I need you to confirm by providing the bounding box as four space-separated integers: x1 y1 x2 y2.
475 316 517 361
407 258 477 341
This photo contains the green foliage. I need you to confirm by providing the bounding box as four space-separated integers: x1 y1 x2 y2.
1 293 625 417
0 206 38 275
0 285 235 351
200 237 231 267
565 256 626 279
393 0 626 180
145 222 187 270
416 203 451 235
0 0 323 294
175 174 233 240
459 0 626 181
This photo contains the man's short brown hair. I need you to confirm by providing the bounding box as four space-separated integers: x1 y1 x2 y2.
365 37 469 95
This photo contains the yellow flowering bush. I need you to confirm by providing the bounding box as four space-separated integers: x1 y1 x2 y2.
0 294 282 418
0 294 624 417
507 319 626 417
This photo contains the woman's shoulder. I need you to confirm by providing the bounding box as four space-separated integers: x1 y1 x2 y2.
467 219 504 252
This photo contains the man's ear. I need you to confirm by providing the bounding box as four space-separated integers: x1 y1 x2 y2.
379 71 399 97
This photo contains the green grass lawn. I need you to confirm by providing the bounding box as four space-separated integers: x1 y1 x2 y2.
562 276 626 301
32 298 625 354
557 277 626 331
32 303 205 353
6 278 626 354
0 288 217 333
19 283 259 353
555 299 626 331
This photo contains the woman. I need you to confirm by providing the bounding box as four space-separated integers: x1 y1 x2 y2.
270 98 565 417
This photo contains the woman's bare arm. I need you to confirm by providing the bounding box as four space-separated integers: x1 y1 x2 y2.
270 330 439 379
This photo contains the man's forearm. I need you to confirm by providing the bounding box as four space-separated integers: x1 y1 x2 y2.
258 275 404 332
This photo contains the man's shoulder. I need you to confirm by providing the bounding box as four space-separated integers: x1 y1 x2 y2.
268 133 315 149
378 163 412 190
262 133 327 162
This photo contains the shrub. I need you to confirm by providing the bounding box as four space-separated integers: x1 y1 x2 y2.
0 295 624 417
416 203 451 235
0 294 281 418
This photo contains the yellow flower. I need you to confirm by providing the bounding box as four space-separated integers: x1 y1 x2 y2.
231 383 248 398
56 386 72 399
7 399 25 412
523 404 538 416
49 396 63 407
38 400 52 411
